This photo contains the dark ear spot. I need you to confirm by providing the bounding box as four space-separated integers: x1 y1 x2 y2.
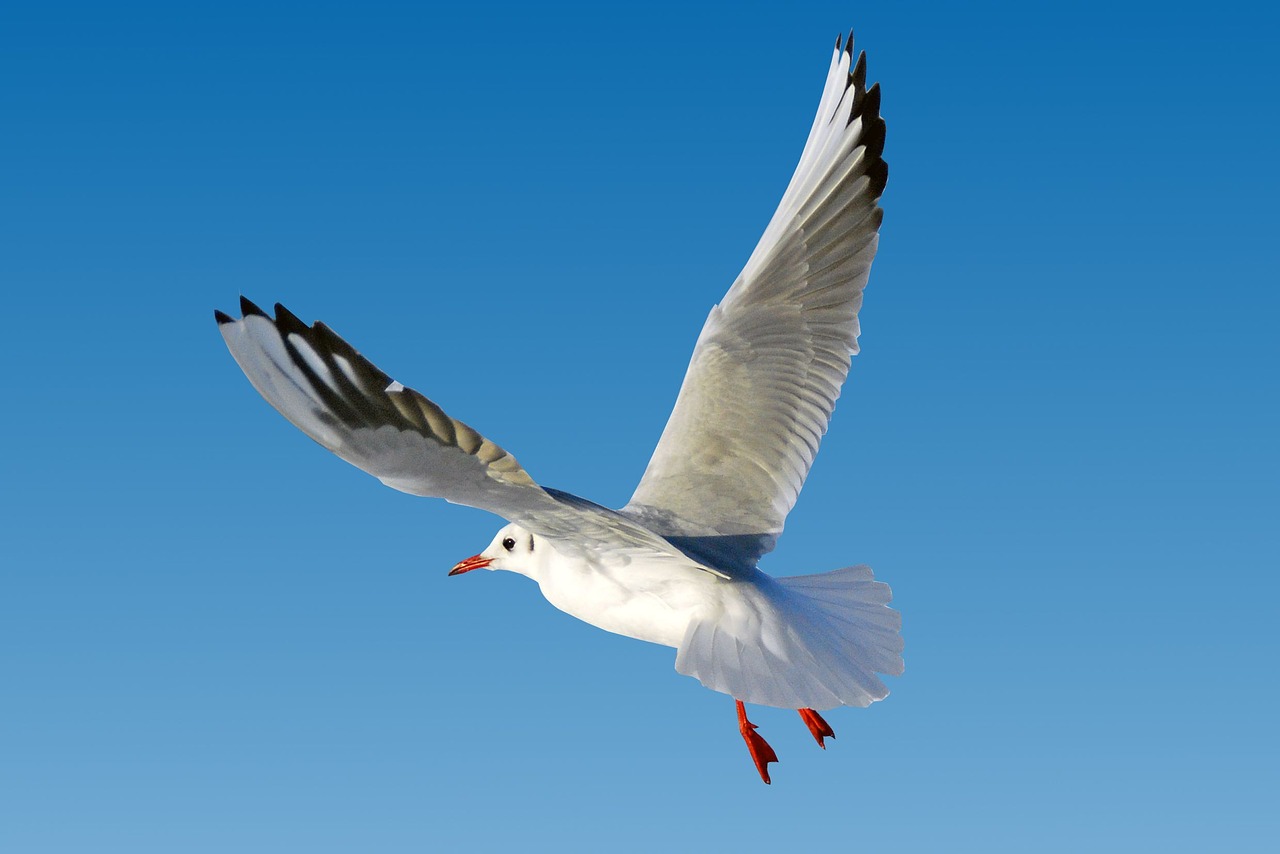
528 535 535 552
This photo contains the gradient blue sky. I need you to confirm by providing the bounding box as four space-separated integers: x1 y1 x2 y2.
3 1 1277 851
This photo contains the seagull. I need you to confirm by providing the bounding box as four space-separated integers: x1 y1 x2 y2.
216 31 898 784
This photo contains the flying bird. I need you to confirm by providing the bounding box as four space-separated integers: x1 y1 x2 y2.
216 31 898 784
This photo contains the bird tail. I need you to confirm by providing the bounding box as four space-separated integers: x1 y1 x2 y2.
674 565 903 711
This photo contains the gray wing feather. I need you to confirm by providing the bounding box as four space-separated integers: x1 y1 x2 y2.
217 299 724 574
623 36 886 565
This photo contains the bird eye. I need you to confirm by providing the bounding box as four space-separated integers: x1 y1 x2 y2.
502 537 516 551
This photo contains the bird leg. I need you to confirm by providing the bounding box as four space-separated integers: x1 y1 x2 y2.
797 707 835 749
736 700 778 784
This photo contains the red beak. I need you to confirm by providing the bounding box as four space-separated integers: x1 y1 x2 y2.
449 554 492 576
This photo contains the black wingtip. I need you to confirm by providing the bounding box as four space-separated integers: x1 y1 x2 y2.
845 28 855 57
862 114 887 160
214 309 234 325
239 295 268 318
851 51 867 92
867 158 889 201
863 81 882 120
273 302 308 335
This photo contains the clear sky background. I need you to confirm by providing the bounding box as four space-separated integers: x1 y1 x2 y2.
2 1 1277 851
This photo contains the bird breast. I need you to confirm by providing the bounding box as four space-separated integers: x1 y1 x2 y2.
533 547 721 649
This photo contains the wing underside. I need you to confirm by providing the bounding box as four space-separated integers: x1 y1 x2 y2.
623 34 886 567
217 299 724 573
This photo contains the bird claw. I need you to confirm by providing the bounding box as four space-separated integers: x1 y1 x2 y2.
736 700 778 784
798 707 835 749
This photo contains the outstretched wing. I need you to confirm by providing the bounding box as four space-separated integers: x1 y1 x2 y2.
217 298 723 574
218 297 548 511
623 34 887 565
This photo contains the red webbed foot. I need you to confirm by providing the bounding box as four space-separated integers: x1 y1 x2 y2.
798 707 835 749
736 700 779 784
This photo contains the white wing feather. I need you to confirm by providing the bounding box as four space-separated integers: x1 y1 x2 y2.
623 36 887 566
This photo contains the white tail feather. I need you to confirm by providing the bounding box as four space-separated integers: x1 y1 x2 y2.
674 565 903 710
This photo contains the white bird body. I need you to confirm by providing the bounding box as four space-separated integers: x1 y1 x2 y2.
216 31 899 781
471 520 901 712
518 533 713 650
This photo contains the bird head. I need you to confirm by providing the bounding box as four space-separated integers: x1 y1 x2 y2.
449 524 539 578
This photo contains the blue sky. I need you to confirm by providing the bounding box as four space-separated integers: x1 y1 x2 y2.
2 1 1277 850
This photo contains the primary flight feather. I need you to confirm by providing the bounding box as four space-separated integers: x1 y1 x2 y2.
216 30 898 784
